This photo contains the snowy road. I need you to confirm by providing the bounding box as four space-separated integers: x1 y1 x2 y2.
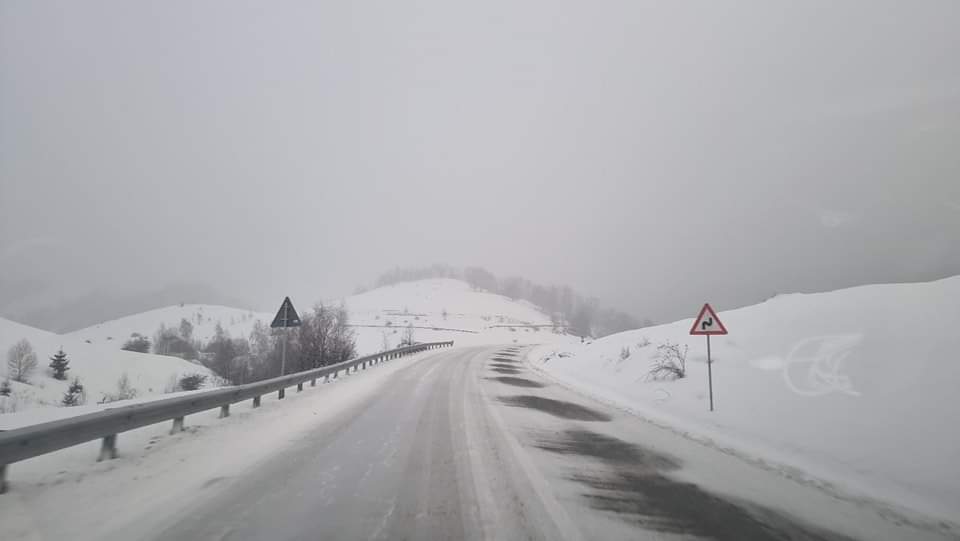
4 346 954 540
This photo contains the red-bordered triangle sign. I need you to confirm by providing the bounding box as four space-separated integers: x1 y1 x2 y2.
690 303 728 335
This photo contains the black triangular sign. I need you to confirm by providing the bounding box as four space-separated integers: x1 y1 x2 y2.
271 296 302 328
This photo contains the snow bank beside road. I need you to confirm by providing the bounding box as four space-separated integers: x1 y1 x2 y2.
0 317 216 413
0 350 440 541
532 276 960 525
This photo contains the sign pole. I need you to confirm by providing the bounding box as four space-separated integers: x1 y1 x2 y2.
689 303 726 413
280 302 288 377
270 296 301 393
706 334 714 412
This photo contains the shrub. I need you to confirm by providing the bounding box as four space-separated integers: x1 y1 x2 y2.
121 333 151 353
178 373 208 391
619 346 631 361
647 341 688 381
100 373 138 403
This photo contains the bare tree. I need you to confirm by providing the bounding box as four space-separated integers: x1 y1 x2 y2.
179 318 194 342
329 304 356 363
6 339 38 383
100 372 137 403
401 324 415 346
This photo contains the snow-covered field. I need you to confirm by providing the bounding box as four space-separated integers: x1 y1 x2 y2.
0 351 436 540
531 275 960 525
2 279 575 419
66 279 572 356
67 304 271 346
345 279 576 353
0 317 216 418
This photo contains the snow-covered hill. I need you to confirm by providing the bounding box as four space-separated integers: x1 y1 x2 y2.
68 279 577 356
0 317 216 418
344 279 574 353
2 278 574 418
533 275 960 523
67 304 271 347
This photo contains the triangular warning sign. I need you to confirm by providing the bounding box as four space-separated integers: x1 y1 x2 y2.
689 303 728 335
270 296 302 328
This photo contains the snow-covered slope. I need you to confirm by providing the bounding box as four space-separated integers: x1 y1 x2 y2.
0 317 216 416
67 304 271 346
533 275 960 523
344 279 574 353
69 279 576 357
2 279 573 417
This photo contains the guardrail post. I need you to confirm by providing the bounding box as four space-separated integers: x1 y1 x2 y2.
98 434 118 462
219 404 230 418
278 388 286 399
253 395 261 408
171 416 185 434
311 378 316 387
0 464 7 494
297 382 303 392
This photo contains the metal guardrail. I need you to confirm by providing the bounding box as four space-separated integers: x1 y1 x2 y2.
0 340 454 493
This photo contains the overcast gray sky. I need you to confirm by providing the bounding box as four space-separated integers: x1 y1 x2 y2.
2 0 959 324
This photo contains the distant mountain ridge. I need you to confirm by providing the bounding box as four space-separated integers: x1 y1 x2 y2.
0 281 252 333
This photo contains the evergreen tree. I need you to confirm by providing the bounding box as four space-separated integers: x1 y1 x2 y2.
0 378 11 397
49 348 70 380
62 377 85 406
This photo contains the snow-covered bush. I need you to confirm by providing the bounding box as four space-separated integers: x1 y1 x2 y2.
647 341 688 381
178 373 208 391
61 378 86 406
121 333 151 353
100 373 138 403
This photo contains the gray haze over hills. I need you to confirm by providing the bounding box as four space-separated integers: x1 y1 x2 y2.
2 1 959 332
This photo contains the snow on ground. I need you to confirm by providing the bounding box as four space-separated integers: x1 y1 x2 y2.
66 280 572 356
531 275 960 525
0 317 216 414
3 279 573 417
67 279 575 357
0 351 436 541
67 304 271 346
345 279 576 353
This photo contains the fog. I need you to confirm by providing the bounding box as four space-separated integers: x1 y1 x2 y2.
2 1 959 329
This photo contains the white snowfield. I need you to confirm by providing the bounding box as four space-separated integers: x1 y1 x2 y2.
67 304 272 346
66 279 571 356
0 317 216 418
2 279 575 419
532 275 960 526
0 352 437 540
344 279 577 353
